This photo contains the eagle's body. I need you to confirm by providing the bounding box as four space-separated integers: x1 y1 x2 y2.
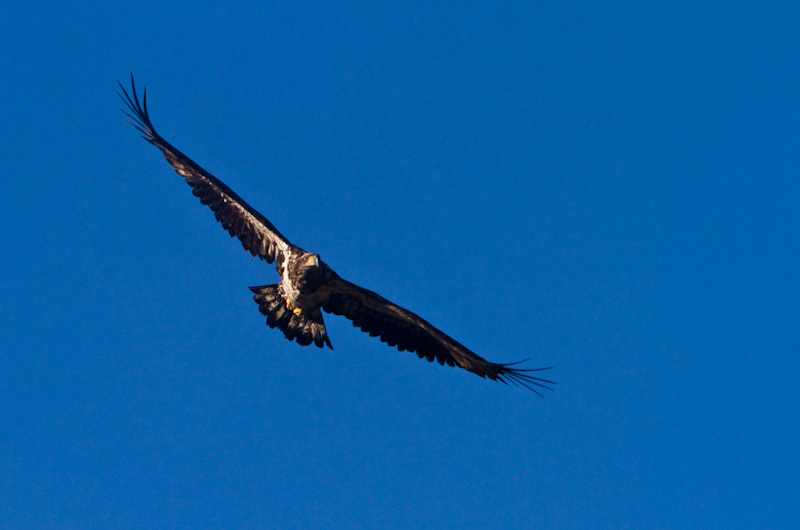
281 251 334 313
118 75 554 394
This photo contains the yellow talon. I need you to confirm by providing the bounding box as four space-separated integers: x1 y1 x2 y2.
286 299 303 316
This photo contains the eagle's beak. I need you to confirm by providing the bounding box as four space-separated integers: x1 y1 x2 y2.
306 255 319 267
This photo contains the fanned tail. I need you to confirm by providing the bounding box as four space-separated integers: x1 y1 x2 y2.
250 285 333 349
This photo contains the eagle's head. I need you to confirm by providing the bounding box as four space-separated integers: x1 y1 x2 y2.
295 253 333 290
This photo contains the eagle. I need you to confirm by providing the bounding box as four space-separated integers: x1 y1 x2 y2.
118 75 554 394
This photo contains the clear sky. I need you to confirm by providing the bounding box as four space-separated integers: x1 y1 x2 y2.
1 2 798 528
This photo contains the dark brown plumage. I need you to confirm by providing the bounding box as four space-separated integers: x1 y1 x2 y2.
118 74 555 394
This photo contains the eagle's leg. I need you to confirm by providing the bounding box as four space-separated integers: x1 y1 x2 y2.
285 298 304 316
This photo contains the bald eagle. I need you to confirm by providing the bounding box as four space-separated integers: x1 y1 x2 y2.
118 75 554 394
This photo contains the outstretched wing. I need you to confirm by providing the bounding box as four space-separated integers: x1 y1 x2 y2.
117 74 292 272
323 278 555 395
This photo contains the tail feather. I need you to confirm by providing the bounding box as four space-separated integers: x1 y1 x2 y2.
250 285 333 349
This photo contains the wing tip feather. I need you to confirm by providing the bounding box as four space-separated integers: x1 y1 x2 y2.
494 364 556 397
116 73 157 140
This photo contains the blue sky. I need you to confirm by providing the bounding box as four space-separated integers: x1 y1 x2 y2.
2 2 798 528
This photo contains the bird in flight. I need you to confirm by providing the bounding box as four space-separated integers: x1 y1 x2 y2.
118 75 554 394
